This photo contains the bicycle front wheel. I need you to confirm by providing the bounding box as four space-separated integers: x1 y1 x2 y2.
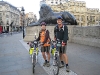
33 63 35 73
32 54 36 73
53 54 59 75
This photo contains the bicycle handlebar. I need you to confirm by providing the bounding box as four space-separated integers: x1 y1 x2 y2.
51 39 62 51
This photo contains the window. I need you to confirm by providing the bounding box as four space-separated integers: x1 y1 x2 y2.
0 17 2 21
51 2 53 3
96 17 99 21
0 13 2 16
56 2 58 4
0 5 2 10
6 18 9 25
87 16 89 20
6 14 9 18
0 13 2 21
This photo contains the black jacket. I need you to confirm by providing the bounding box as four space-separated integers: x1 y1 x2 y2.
54 25 68 43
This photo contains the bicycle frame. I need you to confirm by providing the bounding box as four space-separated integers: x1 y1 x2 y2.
30 40 38 73
52 39 61 75
27 33 39 73
31 41 38 64
52 39 61 59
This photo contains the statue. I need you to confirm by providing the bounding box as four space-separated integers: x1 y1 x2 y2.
29 4 77 26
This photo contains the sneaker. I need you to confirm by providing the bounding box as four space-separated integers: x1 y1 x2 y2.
43 62 47 66
66 66 70 72
59 63 64 68
46 62 50 67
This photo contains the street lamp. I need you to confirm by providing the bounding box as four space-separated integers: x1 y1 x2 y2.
10 21 13 35
21 7 25 39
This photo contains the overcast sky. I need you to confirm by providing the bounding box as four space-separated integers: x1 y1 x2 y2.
3 0 100 20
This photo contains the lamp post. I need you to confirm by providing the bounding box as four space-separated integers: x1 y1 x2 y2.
21 7 25 39
10 21 13 35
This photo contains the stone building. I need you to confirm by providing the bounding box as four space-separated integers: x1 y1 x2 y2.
25 12 37 26
48 0 100 26
0 1 21 32
40 0 68 5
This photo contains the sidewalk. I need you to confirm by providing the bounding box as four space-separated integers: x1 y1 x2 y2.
21 33 100 75
0 33 48 75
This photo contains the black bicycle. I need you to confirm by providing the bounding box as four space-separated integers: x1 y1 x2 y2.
28 35 39 73
32 40 38 73
51 39 62 75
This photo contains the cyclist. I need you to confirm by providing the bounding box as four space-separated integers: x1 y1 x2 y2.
54 16 69 72
36 22 51 67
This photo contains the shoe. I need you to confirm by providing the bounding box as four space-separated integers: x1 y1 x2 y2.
66 66 70 72
59 63 64 68
43 62 47 66
46 62 50 67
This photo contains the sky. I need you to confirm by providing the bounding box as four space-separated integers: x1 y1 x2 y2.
2 0 100 20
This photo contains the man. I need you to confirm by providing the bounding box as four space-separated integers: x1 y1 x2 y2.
54 16 69 72
36 22 51 67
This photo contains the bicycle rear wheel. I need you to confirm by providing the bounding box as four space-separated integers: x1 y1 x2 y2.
32 54 36 73
53 54 59 75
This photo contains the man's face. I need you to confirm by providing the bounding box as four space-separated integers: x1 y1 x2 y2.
41 25 46 30
57 19 62 25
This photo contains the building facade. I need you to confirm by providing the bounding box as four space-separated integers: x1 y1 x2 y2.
40 0 46 6
0 1 21 32
47 0 100 26
25 12 37 26
40 0 68 5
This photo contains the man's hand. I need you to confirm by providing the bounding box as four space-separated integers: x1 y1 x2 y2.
62 42 66 46
54 37 56 41
40 42 44 47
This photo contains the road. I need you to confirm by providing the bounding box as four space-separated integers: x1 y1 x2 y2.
0 33 100 75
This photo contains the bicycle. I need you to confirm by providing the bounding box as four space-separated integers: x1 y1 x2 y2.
51 39 62 75
28 34 39 73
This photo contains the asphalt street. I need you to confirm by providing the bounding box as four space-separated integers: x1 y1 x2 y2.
0 33 100 75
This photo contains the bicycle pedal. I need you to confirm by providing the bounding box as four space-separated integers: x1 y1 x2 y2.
53 64 57 66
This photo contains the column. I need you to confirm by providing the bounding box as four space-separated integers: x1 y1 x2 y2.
85 13 87 26
79 15 81 26
95 16 96 25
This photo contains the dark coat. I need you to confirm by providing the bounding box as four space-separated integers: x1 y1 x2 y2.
54 25 69 43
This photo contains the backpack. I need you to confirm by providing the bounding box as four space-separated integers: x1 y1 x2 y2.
45 30 51 43
55 24 65 32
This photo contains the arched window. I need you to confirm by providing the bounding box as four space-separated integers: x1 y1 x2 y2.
7 20 9 25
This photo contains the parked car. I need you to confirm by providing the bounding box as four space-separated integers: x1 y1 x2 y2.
2 30 9 33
